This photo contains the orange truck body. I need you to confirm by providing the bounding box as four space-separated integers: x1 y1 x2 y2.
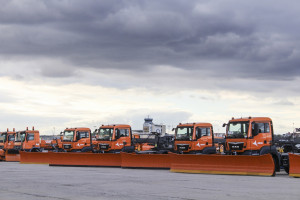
224 117 274 155
40 138 62 150
0 130 16 160
95 124 132 153
174 123 216 154
14 128 41 152
224 117 281 172
0 129 16 151
59 127 93 152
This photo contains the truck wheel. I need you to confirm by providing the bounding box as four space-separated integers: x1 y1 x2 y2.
30 148 41 152
81 147 92 152
122 146 135 153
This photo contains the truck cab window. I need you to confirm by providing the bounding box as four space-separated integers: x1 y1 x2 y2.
27 133 35 141
77 131 89 139
196 128 210 139
252 122 270 135
119 129 129 137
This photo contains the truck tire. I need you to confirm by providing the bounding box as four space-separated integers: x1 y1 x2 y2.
30 148 41 152
202 146 217 154
81 147 92 152
122 146 135 153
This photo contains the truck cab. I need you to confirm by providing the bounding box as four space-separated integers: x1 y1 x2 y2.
60 127 92 152
224 117 275 155
14 127 41 152
0 129 16 159
224 117 281 172
95 124 132 153
174 123 216 154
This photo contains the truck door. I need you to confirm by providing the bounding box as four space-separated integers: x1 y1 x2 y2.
24 132 36 150
113 128 131 150
249 121 271 151
195 127 211 150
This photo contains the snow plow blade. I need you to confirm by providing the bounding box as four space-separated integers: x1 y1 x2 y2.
170 154 275 176
5 151 20 162
289 153 300 177
49 152 121 167
121 153 171 169
20 151 50 164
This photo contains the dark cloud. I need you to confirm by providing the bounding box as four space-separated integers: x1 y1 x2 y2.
0 0 300 82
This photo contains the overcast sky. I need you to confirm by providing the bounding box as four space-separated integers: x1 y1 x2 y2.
0 0 299 134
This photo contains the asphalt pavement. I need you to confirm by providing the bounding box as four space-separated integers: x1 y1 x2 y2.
0 162 299 200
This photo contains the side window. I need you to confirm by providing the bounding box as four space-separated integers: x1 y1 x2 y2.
78 131 89 139
206 128 211 136
252 122 270 136
119 129 129 137
264 123 270 133
196 128 210 138
27 134 35 141
257 123 265 133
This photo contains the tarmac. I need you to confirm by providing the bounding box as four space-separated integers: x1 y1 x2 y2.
0 162 299 200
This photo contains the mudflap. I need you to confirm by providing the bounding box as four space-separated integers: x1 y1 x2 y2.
121 152 172 169
170 154 275 176
5 151 20 162
288 153 300 177
20 151 50 164
49 152 121 167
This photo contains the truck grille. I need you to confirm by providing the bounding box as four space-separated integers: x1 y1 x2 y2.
177 144 189 151
99 144 109 150
14 145 21 150
63 144 72 149
228 142 244 151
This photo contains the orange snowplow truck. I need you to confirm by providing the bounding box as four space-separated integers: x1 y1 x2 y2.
223 117 281 172
13 127 41 152
0 129 16 159
174 123 217 154
95 124 134 153
59 127 93 152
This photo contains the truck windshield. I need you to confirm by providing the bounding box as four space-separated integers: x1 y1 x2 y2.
97 128 113 140
63 131 74 141
8 134 15 141
175 127 193 141
227 122 249 138
0 133 7 142
15 132 26 142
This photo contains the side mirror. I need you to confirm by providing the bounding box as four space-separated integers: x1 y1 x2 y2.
222 123 227 127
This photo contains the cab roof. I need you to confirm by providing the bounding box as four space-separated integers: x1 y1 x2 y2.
100 124 131 128
229 117 272 122
177 122 213 127
65 127 91 131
